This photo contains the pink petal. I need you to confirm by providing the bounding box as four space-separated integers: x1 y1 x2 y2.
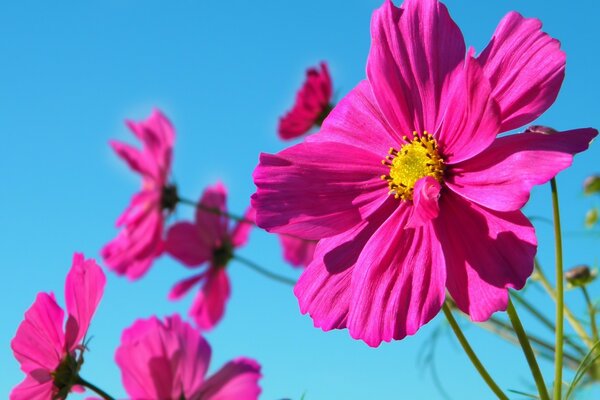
64 253 106 351
435 191 537 321
435 54 501 164
110 140 155 179
10 373 55 400
168 274 206 300
447 128 598 212
478 12 565 132
252 141 388 240
279 235 317 268
166 222 212 267
405 176 441 229
230 207 255 248
348 204 446 347
195 183 229 247
195 358 261 400
367 0 465 135
11 293 64 373
190 268 231 331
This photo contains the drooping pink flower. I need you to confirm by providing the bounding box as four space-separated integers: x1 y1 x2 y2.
279 235 317 268
115 314 262 400
11 254 106 399
252 0 598 346
165 182 253 330
278 62 334 140
102 109 176 280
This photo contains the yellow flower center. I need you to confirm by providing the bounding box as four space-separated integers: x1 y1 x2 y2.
381 131 445 201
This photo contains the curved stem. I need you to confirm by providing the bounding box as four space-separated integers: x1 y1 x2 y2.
76 376 115 400
442 302 508 400
233 254 296 286
506 298 550 400
177 196 254 224
551 177 564 400
581 286 599 344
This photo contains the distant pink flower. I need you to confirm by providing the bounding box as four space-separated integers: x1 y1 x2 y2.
115 314 262 400
279 235 317 268
11 254 106 399
165 182 253 330
102 109 176 280
278 62 333 140
252 0 598 346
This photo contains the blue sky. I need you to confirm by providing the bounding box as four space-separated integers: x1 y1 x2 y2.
1 0 600 398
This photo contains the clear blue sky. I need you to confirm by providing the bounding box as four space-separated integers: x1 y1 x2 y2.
1 0 600 399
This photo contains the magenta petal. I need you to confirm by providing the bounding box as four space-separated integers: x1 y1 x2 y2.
252 141 387 240
447 128 598 212
230 207 255 248
166 222 212 267
367 0 465 134
195 183 229 245
478 12 565 131
196 357 262 400
279 235 317 268
168 274 205 300
406 176 441 229
10 374 55 400
11 293 64 373
190 268 231 331
436 55 500 164
436 192 537 321
110 141 155 179
64 253 106 351
348 205 446 347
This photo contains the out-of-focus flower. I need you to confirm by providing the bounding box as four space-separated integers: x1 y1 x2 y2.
102 109 175 280
279 235 317 268
565 265 598 289
165 182 253 330
584 175 600 195
115 314 261 400
585 208 599 229
278 62 333 140
252 0 597 346
11 254 106 399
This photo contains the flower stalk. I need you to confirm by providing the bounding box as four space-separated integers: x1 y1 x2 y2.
551 177 565 400
76 376 115 400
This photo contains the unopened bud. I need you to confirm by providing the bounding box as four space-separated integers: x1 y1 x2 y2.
526 125 558 135
565 265 597 288
583 175 600 195
585 208 599 229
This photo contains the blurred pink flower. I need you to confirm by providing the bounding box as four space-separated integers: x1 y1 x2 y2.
252 0 598 346
115 314 261 400
11 254 106 399
278 62 333 140
279 235 317 268
102 109 176 280
165 182 253 330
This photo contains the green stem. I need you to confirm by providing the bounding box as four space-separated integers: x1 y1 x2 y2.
233 254 296 286
581 286 599 344
177 197 254 224
76 376 115 400
551 177 565 400
442 302 508 400
506 298 550 400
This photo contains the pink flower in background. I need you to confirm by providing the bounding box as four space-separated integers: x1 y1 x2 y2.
278 62 333 140
115 314 262 400
279 235 317 268
165 182 253 330
11 254 106 399
102 109 176 280
252 0 598 346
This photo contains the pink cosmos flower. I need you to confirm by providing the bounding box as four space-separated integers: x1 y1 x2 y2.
115 314 262 400
165 182 253 330
252 0 598 346
11 254 106 399
279 235 317 268
102 109 176 280
278 62 333 140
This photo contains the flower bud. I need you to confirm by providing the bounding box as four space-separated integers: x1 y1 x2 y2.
525 125 558 135
565 265 597 288
583 175 600 195
585 208 599 228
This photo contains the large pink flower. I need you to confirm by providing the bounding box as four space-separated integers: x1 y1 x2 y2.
115 314 262 400
165 182 253 330
278 62 333 140
11 254 106 399
102 109 176 280
252 0 598 346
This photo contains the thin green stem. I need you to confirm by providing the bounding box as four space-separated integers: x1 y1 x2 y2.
177 197 254 224
76 376 115 400
551 177 564 400
581 286 599 344
233 254 296 286
442 302 508 400
506 298 550 400
534 259 593 348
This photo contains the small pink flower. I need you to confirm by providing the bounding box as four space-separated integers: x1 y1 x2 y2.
279 235 317 268
11 254 106 399
102 109 176 280
165 182 253 330
115 314 262 400
252 0 598 346
278 62 333 140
